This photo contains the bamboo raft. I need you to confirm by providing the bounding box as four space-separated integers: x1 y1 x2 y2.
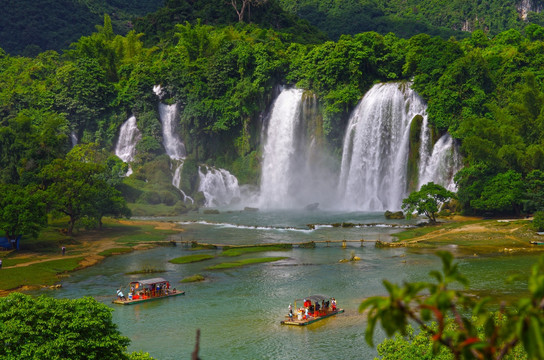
112 290 185 305
280 309 344 326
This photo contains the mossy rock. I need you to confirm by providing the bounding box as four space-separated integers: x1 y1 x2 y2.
203 209 220 214
385 210 405 219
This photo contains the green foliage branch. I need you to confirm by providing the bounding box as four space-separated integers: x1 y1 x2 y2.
361 251 544 359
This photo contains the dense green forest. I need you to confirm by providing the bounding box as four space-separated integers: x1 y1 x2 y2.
0 0 165 56
3 0 544 240
4 0 544 56
279 0 544 40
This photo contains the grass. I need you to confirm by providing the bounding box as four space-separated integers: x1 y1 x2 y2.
169 254 215 264
0 257 83 290
205 256 287 270
392 219 484 242
98 248 133 257
0 217 184 292
0 257 36 267
180 274 205 283
128 203 181 217
221 245 291 257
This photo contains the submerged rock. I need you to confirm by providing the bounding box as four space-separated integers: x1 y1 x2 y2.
305 202 319 211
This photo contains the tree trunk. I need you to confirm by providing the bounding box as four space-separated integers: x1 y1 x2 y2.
68 217 76 236
231 0 248 22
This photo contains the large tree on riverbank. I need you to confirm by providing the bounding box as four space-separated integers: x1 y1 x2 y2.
402 182 456 223
0 184 47 245
40 144 130 235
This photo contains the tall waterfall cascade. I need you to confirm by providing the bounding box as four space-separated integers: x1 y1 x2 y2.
419 133 463 192
115 115 141 163
198 166 241 207
258 88 337 209
114 115 141 176
159 103 186 160
338 82 454 211
259 88 303 208
156 100 193 203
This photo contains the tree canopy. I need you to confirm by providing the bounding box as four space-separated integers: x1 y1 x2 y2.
0 293 131 359
402 182 456 223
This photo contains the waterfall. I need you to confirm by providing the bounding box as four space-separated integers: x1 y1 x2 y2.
70 131 78 148
172 162 194 204
338 82 429 211
156 101 192 202
198 166 241 207
159 103 186 160
258 88 337 209
115 115 141 163
419 133 463 191
259 88 304 208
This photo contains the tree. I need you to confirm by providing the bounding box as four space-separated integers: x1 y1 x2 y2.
361 251 544 360
0 293 130 359
230 0 268 23
470 170 525 215
402 182 456 223
40 144 130 235
0 184 46 246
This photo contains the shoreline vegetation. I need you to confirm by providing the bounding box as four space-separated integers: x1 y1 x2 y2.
1 215 544 296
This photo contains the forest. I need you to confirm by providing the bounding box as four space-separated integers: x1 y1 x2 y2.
2 0 544 238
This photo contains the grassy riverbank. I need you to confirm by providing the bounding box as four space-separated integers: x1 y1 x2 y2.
0 218 183 294
391 216 544 256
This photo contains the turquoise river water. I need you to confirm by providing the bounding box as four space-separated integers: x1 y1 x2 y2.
36 210 540 359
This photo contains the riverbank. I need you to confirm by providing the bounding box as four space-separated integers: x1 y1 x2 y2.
391 216 544 256
1 215 542 296
0 219 184 296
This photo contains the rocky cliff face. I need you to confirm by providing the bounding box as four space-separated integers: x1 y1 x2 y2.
517 0 543 20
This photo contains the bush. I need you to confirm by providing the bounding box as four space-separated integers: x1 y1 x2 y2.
160 191 178 206
533 211 544 232
139 191 161 205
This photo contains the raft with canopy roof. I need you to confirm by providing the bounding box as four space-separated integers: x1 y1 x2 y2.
112 277 184 305
280 294 344 326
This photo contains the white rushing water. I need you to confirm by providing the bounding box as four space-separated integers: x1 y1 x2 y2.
159 103 186 160
259 88 304 208
338 82 429 211
156 100 193 202
419 133 463 191
115 115 141 163
198 166 241 207
70 131 78 148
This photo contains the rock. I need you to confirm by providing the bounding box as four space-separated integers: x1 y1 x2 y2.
203 209 220 214
305 202 319 211
385 210 405 219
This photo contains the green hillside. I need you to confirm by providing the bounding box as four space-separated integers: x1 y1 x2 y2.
278 0 544 40
0 0 164 56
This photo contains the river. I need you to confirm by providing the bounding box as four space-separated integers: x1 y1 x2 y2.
38 210 538 359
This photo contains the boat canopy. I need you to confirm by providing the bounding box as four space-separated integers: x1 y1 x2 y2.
295 294 331 303
131 278 168 286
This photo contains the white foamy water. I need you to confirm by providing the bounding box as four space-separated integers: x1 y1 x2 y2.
338 82 429 211
198 166 241 207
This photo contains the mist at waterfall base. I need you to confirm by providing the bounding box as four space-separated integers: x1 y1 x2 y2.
247 83 461 212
